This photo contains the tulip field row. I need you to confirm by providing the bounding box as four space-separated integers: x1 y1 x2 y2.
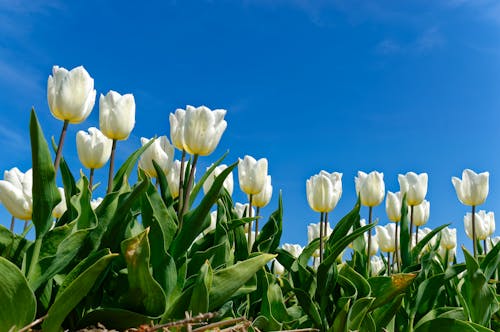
0 65 499 332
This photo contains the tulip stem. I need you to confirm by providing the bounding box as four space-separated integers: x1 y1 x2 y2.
53 120 69 174
415 225 419 245
181 154 199 218
255 207 260 240
410 205 414 247
107 139 117 194
387 252 391 276
395 222 400 272
324 212 329 242
9 216 14 232
89 168 94 191
23 220 29 232
177 150 186 220
367 206 373 275
27 238 42 282
248 194 253 252
484 239 488 255
472 205 477 258
319 212 324 263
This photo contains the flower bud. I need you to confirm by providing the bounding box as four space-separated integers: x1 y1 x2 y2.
272 259 285 275
376 224 398 253
452 169 489 206
282 243 303 258
90 197 103 210
306 171 342 213
183 105 227 156
440 227 456 250
370 256 384 276
47 65 96 124
99 90 136 140
0 167 33 220
385 191 402 222
76 127 113 169
234 202 255 219
412 200 430 227
398 172 428 206
464 210 495 240
238 155 268 195
169 108 186 151
203 164 234 196
166 160 192 199
252 175 273 208
355 171 385 207
138 136 175 178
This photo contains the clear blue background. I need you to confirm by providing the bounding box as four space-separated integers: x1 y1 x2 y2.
1 0 499 259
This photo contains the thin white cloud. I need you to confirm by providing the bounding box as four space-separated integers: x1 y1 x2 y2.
375 27 444 55
0 121 30 156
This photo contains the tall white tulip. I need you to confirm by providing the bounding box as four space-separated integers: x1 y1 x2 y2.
452 169 489 258
376 224 398 253
386 191 402 222
203 164 234 196
272 259 285 275
306 171 342 213
452 169 489 206
167 160 192 199
182 105 227 156
398 172 428 206
76 127 113 170
464 210 495 241
238 155 268 196
366 233 379 256
371 256 384 276
282 243 303 258
99 90 136 140
252 175 273 208
52 187 67 219
138 136 175 178
47 65 96 172
0 167 33 221
440 227 457 250
169 108 186 151
234 202 255 219
47 65 96 124
355 171 385 207
412 200 430 227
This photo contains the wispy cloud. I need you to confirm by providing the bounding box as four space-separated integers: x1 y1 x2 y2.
0 121 30 158
376 27 444 55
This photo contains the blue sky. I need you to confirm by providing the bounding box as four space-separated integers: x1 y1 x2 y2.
1 0 500 258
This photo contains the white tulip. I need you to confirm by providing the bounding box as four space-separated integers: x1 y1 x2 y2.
272 259 285 275
99 90 136 140
234 202 255 219
169 108 186 151
366 232 379 256
355 171 385 207
464 210 495 240
307 221 333 257
52 187 67 219
47 65 96 124
398 172 428 206
90 197 103 210
238 155 268 195
306 171 342 213
370 256 384 276
376 224 398 253
452 169 489 206
412 200 430 227
138 136 175 178
437 246 456 262
385 191 402 222
203 164 234 196
166 160 193 199
183 105 227 156
252 175 273 208
282 243 303 258
0 167 33 220
440 227 457 250
76 127 113 169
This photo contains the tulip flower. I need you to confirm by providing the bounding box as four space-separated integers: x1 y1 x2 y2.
355 170 384 270
464 210 495 253
234 202 255 220
386 191 402 223
412 200 430 244
252 175 273 239
167 160 192 199
489 236 500 249
99 90 136 193
308 221 333 258
398 172 428 206
238 155 269 196
366 232 379 256
138 136 175 179
203 164 234 196
52 187 67 219
452 169 489 258
90 197 103 210
282 243 303 258
376 223 399 274
0 168 33 227
169 108 188 219
76 127 113 188
307 170 342 263
437 245 456 264
47 65 96 172
370 256 384 276
440 227 457 250
272 259 285 276
416 227 435 251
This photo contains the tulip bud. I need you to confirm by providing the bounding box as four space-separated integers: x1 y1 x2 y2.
234 202 255 219
398 172 428 206
370 256 384 276
464 210 495 240
238 155 268 195
0 167 33 220
440 227 457 250
376 224 398 253
138 136 175 178
306 171 342 213
52 187 67 219
452 169 489 206
412 200 430 227
47 65 96 124
252 175 273 208
169 108 186 151
282 243 303 258
182 105 227 156
245 230 256 249
366 232 379 256
90 197 103 210
203 164 234 196
99 90 136 140
166 160 192 199
355 171 385 207
76 127 113 169
385 191 402 222
272 259 285 275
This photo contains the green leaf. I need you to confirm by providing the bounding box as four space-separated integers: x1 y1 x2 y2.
400 194 411 268
30 108 61 239
0 224 31 267
253 193 283 253
414 318 493 332
0 257 36 332
414 307 466 331
77 308 155 330
481 239 500 281
410 224 449 261
42 253 117 331
209 253 276 309
294 287 323 328
372 293 404 330
348 297 375 331
369 273 416 309
120 228 167 317
188 151 228 206
339 264 371 298
190 261 212 314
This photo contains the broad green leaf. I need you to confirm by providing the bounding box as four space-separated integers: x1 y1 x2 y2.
30 109 61 239
294 287 323 328
0 257 36 332
188 151 229 206
400 194 411 268
339 264 371 298
348 297 375 331
372 293 404 330
411 224 449 260
253 193 283 254
481 239 500 281
0 224 31 267
77 308 154 330
152 160 174 207
190 261 212 314
369 273 416 309
120 228 167 317
414 307 466 330
326 199 361 252
332 297 350 332
260 271 291 330
42 253 117 331
209 253 276 309
414 318 493 332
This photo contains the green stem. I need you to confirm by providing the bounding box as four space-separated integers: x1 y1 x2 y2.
387 252 391 276
107 139 117 194
395 222 400 272
177 150 186 220
472 205 477 258
367 206 373 275
319 212 324 263
89 168 94 192
9 216 14 232
248 195 253 252
255 207 260 240
53 120 69 174
27 238 43 281
410 205 414 247
181 154 199 217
